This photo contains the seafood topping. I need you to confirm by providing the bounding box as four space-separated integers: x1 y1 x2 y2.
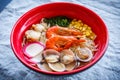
25 30 41 42
60 49 75 64
37 63 53 72
48 62 66 72
43 49 60 63
65 61 78 71
46 26 82 39
23 42 45 58
46 36 86 51
31 24 46 32
76 47 93 62
23 16 97 72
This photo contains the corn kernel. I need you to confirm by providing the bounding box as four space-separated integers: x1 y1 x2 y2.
85 31 90 36
82 26 87 31
79 27 82 30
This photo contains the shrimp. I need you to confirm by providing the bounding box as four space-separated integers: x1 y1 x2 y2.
46 36 86 51
46 26 82 38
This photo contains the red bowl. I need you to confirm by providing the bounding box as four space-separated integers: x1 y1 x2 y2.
10 2 109 75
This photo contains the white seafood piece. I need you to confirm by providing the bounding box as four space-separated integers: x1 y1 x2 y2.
37 63 53 72
41 18 50 29
32 24 46 32
45 55 59 63
25 54 43 64
65 61 78 71
48 62 66 72
29 53 43 63
43 49 60 63
25 30 41 42
41 22 50 29
39 32 46 44
60 49 75 64
75 47 93 62
23 42 45 58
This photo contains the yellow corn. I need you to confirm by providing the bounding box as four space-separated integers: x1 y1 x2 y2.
69 19 96 40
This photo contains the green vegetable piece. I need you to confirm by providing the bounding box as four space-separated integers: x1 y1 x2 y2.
43 16 72 27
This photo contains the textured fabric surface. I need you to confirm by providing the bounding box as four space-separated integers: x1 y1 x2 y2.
0 0 120 80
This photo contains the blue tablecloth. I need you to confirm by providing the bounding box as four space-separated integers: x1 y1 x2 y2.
0 0 120 80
